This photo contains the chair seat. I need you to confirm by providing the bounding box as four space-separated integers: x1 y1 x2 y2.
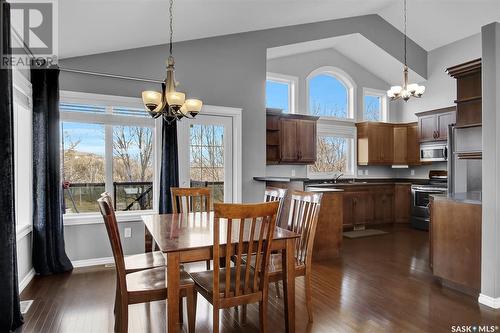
246 253 304 276
190 267 258 298
124 251 165 273
127 267 194 292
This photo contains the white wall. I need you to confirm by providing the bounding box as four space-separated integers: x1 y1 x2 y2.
398 34 481 122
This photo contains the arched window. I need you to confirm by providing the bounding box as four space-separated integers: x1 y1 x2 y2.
307 67 356 119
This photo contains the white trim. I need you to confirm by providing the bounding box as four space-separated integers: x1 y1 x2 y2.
60 90 144 109
63 210 156 226
306 66 357 121
266 72 299 114
72 256 114 268
362 87 388 122
478 294 500 309
19 268 36 292
16 224 33 240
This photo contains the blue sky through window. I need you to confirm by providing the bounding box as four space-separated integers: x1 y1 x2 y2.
62 122 105 155
266 80 289 112
364 95 381 121
309 74 348 118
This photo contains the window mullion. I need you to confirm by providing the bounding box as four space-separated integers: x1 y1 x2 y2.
105 106 114 206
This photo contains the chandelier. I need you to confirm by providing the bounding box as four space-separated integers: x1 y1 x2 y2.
141 0 202 123
387 0 425 102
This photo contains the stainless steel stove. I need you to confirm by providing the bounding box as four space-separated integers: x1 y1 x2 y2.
411 170 448 230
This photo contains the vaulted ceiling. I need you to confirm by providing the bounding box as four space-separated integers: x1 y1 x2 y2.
59 0 500 59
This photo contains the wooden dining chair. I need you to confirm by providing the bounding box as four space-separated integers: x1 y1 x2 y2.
171 187 213 269
97 197 197 333
264 187 287 226
189 201 280 332
247 190 322 323
100 193 165 273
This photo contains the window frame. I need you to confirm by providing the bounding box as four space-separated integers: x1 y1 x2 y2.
306 66 357 122
266 72 298 114
307 120 357 179
362 87 388 122
60 91 160 222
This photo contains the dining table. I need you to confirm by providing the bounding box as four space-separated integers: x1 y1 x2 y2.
142 211 299 333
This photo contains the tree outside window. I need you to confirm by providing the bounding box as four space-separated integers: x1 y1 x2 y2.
309 135 349 174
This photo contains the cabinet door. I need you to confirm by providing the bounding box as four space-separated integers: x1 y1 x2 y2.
342 193 355 226
407 124 420 165
379 125 394 163
298 120 317 162
353 192 374 224
373 191 394 223
280 119 299 162
393 126 408 164
394 184 411 223
437 111 456 141
419 114 437 142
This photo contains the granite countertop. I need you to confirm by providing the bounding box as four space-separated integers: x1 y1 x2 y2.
253 176 309 182
431 191 482 205
254 176 427 185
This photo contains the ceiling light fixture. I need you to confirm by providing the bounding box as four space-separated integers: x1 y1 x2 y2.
141 0 202 123
387 0 425 102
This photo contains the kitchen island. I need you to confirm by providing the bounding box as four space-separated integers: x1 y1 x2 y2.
430 192 482 294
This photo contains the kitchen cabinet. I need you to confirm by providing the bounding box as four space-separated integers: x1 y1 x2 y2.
357 122 394 165
343 191 374 226
266 109 319 164
417 107 456 143
394 184 411 223
357 122 420 166
373 189 394 224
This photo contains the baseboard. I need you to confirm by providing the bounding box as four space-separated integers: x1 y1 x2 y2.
72 256 114 268
19 268 35 292
478 293 500 309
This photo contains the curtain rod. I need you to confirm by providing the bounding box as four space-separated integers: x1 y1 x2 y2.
11 26 163 84
59 67 163 84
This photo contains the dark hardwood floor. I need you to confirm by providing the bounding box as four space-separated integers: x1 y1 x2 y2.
17 226 500 332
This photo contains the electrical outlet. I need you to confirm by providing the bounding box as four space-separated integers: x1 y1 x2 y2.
124 227 132 238
358 169 363 176
364 169 369 176
291 168 296 177
410 169 415 176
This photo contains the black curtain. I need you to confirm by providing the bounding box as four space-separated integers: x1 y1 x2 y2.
0 1 24 331
31 67 73 275
158 121 179 214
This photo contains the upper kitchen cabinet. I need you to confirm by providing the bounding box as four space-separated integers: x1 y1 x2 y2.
447 59 482 128
357 122 394 165
266 109 319 165
417 107 456 143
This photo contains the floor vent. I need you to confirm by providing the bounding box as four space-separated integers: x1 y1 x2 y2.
20 300 34 315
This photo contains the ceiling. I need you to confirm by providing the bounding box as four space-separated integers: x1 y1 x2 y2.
267 33 426 86
58 0 500 59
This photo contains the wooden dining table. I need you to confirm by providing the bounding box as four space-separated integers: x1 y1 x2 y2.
142 212 299 333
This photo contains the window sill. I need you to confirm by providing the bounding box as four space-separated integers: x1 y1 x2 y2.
63 210 157 226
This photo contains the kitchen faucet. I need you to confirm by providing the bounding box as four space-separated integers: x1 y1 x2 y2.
334 173 344 183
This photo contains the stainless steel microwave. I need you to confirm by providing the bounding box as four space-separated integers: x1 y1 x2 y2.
420 144 447 162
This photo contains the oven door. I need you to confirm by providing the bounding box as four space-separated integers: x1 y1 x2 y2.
411 188 447 217
420 144 447 162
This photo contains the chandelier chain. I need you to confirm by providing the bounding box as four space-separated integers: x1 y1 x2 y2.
404 0 407 66
169 0 174 56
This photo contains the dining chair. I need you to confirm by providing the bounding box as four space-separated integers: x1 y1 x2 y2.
264 187 287 226
97 196 197 333
246 190 322 323
100 193 165 273
189 201 280 332
171 187 213 269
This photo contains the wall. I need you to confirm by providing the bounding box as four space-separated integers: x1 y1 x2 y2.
398 34 481 122
59 14 427 261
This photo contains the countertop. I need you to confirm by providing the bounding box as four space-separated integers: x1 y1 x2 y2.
431 191 482 205
305 187 345 193
254 176 428 185
253 176 309 182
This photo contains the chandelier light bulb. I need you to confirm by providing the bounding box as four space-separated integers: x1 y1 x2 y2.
166 91 186 108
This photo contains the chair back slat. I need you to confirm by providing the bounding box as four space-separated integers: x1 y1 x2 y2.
97 193 127 296
171 187 212 213
213 202 279 302
285 191 322 266
264 187 287 226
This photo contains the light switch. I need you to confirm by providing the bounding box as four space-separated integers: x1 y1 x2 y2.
410 169 415 176
124 227 132 238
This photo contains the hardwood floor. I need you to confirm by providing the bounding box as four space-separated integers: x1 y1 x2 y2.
17 226 500 332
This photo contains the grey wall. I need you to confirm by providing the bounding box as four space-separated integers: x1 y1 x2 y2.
58 14 427 261
398 34 481 122
481 22 500 302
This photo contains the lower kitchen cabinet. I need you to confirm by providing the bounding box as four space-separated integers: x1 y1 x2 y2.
341 184 410 228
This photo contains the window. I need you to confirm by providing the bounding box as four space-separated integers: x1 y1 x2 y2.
308 124 355 178
363 88 388 122
266 72 297 113
307 67 356 120
60 97 156 215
